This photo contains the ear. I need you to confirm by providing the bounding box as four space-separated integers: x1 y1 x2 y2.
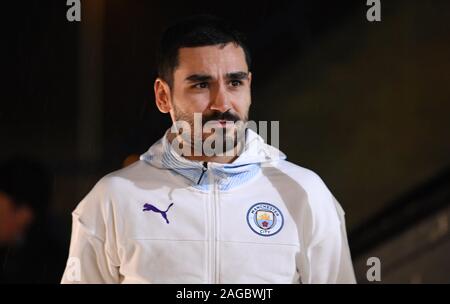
248 72 252 86
154 78 172 113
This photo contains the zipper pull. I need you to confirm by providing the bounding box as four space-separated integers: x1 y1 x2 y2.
197 162 208 184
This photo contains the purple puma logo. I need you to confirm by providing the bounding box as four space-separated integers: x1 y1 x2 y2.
142 202 174 224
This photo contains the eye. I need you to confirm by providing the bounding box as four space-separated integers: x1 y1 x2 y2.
193 82 209 89
230 80 243 87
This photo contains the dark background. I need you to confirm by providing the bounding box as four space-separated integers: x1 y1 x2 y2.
2 0 450 283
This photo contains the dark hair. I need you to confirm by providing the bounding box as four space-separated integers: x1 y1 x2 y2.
157 15 251 88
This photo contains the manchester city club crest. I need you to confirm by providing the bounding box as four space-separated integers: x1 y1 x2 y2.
246 202 284 236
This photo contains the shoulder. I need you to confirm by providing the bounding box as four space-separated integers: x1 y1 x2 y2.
264 159 343 232
264 159 334 203
76 160 150 202
71 160 163 235
88 159 170 195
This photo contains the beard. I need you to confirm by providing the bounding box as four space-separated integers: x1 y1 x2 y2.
172 106 248 157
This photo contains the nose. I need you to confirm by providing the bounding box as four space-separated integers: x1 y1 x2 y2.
209 83 231 113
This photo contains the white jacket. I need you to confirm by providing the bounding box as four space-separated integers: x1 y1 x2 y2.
61 129 356 284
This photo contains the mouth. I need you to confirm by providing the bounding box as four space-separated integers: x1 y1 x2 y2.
206 119 233 128
218 120 228 127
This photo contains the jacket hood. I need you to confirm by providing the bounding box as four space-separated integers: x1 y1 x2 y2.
140 128 286 190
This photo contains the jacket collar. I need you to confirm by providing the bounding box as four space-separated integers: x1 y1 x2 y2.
140 128 286 190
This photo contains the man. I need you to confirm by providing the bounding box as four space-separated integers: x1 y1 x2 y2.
61 15 356 284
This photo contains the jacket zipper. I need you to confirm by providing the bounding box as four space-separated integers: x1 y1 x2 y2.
197 162 208 184
206 164 219 284
212 176 220 284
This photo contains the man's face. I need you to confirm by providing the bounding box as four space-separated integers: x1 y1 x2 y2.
168 43 252 152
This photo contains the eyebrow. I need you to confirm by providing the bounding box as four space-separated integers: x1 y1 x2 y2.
184 74 213 83
225 71 249 80
184 71 249 83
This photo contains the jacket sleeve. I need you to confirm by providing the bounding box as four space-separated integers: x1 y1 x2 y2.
297 190 356 284
61 179 120 284
297 194 357 284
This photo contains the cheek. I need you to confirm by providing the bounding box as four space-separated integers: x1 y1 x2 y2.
175 90 211 112
232 92 251 113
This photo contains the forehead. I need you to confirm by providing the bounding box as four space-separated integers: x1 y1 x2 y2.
175 43 248 77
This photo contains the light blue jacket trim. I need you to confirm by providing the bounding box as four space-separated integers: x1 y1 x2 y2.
140 128 286 191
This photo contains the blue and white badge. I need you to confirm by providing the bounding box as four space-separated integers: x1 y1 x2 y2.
246 202 284 236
